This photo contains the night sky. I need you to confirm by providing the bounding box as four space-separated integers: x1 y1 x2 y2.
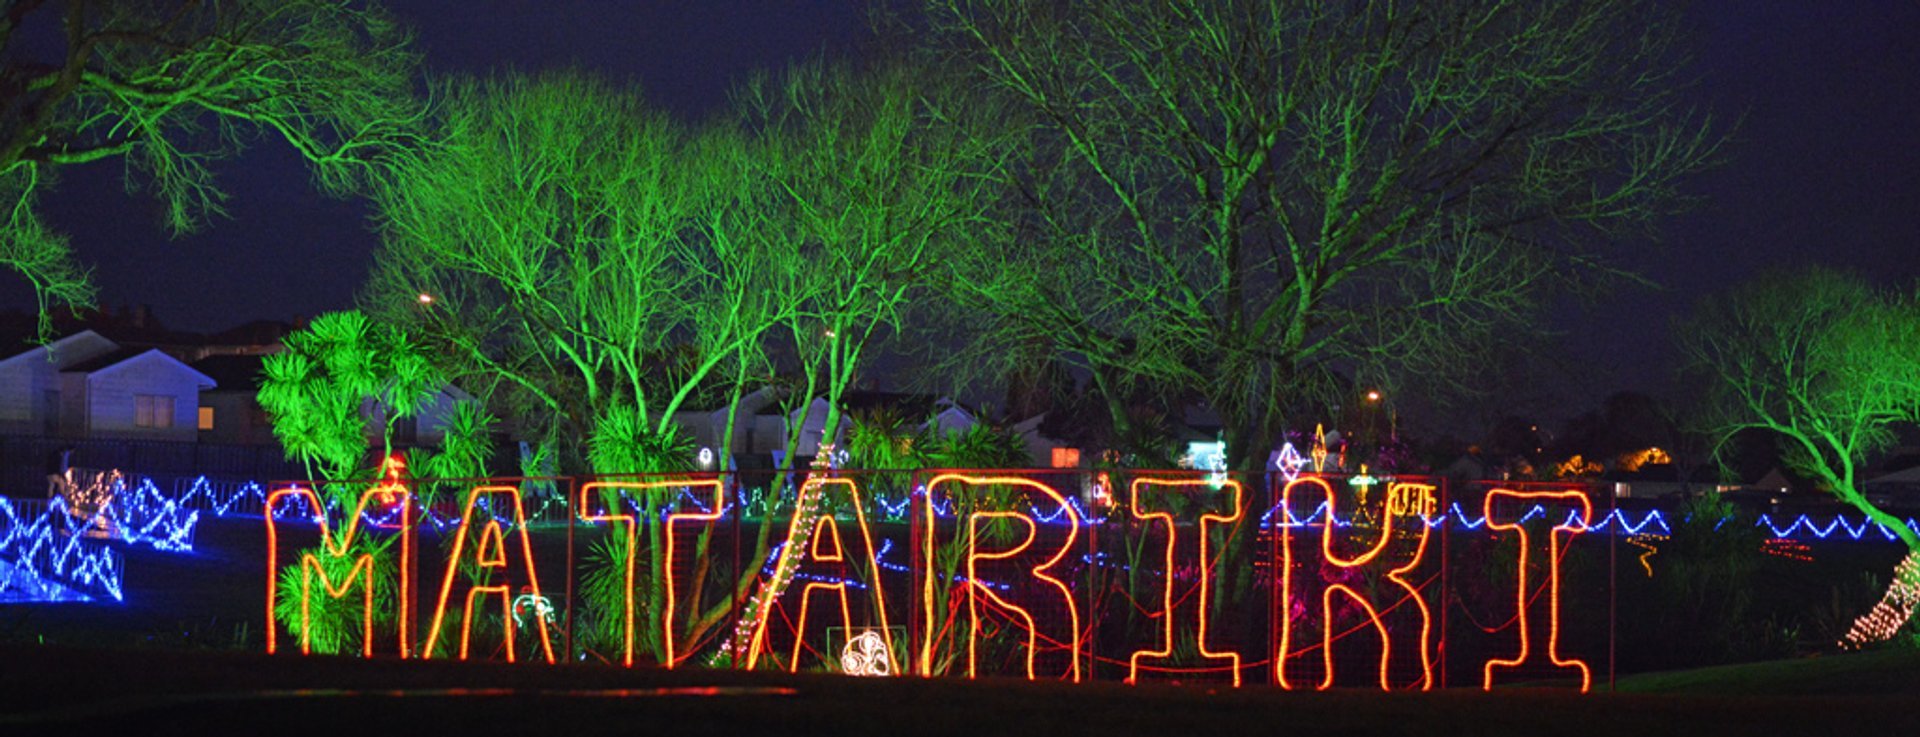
5 1 1917 427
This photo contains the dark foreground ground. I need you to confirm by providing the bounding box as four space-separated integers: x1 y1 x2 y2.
2 643 1916 737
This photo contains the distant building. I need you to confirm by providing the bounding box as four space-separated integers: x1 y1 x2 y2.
0 330 216 442
0 330 119 436
673 391 986 466
191 353 276 445
358 385 477 448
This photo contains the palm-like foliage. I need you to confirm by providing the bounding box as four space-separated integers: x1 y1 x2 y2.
259 310 443 483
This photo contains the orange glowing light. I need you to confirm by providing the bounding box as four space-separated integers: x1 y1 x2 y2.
575 478 725 668
264 483 413 657
743 478 895 674
1127 477 1244 686
1275 478 1434 690
1481 488 1592 692
423 486 555 663
920 474 1082 681
575 481 640 667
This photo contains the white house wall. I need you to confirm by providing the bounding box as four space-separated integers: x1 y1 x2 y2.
83 352 209 442
0 331 116 434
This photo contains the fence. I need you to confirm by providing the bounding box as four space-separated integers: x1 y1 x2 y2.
259 469 1623 691
0 434 303 500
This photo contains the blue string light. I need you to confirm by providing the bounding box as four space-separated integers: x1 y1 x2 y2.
139 474 1920 546
0 497 124 602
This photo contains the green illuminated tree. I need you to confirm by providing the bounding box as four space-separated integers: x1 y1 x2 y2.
1677 268 1920 643
736 59 1008 461
366 72 797 663
692 60 1011 667
924 0 1722 467
0 0 422 335
366 72 784 473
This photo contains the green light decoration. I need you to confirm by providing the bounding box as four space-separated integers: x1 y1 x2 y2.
1678 267 1920 641
0 0 421 337
924 0 1722 473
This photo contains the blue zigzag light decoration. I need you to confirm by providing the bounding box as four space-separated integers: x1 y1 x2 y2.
159 473 1920 546
58 471 201 553
0 496 124 602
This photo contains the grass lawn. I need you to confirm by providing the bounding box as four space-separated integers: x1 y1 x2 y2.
1614 646 1920 696
1 642 1916 737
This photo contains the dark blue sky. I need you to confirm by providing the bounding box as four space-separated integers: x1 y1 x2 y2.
1545 1 1920 411
6 0 1918 424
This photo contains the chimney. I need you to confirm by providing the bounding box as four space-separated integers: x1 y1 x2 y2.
132 303 151 329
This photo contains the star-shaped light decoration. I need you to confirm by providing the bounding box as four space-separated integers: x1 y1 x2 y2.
1272 442 1307 483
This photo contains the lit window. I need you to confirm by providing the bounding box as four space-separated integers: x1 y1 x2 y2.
1051 447 1081 468
198 406 215 430
135 395 176 429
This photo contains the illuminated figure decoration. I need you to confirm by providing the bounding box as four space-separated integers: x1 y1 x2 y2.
1348 466 1379 525
1481 488 1592 692
1760 537 1813 563
264 482 414 657
1185 440 1228 489
1273 443 1307 483
742 478 896 674
1842 550 1920 648
1276 477 1434 690
512 592 556 629
1627 534 1667 577
1087 473 1113 510
424 486 555 663
839 629 894 677
1310 424 1330 473
1127 477 1245 686
574 479 725 668
921 474 1083 681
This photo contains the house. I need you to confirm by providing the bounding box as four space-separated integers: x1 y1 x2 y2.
1602 463 1722 499
0 330 215 441
358 384 478 448
191 353 276 445
673 390 985 467
0 330 119 436
1864 465 1920 512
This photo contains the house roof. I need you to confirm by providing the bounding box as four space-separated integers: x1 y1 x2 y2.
1866 464 1920 488
0 329 112 366
842 391 947 417
192 353 267 391
61 347 217 388
205 319 296 347
59 346 149 374
1602 463 1717 484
